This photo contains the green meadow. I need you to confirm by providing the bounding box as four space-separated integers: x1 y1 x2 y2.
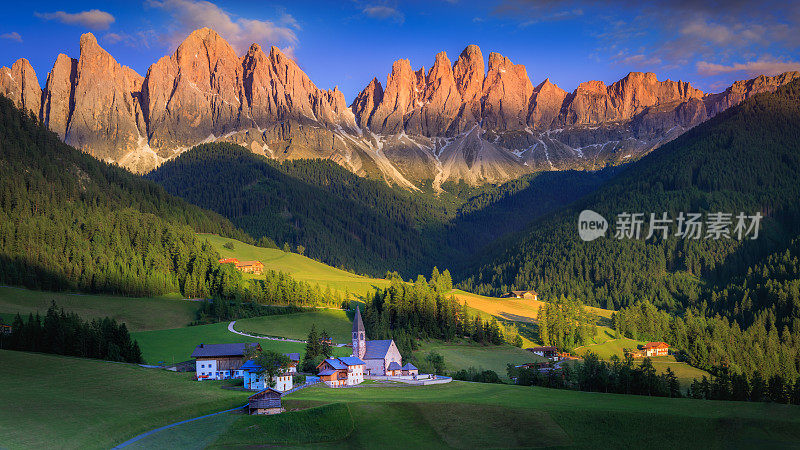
131 381 800 448
414 341 547 378
131 321 349 365
201 234 390 297
234 309 354 343
0 350 249 449
0 286 199 331
282 382 800 448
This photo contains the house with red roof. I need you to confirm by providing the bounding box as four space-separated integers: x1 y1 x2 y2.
643 342 669 357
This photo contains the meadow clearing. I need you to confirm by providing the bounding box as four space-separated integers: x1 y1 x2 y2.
201 234 390 297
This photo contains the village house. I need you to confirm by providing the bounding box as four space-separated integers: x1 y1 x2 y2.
351 306 403 376
501 290 538 300
529 346 559 360
218 258 264 275
285 353 300 372
316 356 366 387
248 387 283 415
643 341 669 357
192 342 260 380
240 353 299 392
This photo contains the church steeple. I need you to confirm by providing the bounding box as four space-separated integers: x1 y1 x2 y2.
352 306 366 359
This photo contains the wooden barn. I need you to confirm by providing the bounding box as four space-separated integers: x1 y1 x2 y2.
248 388 283 415
501 290 538 300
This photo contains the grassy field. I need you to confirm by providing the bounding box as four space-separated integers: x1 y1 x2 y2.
279 382 800 448
235 309 353 343
131 321 350 365
452 289 613 323
0 350 249 449
414 341 547 378
201 234 389 297
0 286 199 332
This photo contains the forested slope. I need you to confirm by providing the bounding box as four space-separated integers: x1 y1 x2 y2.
146 143 450 275
0 96 249 297
463 79 800 312
460 80 800 379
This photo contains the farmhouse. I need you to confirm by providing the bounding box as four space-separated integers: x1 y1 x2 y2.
502 290 538 300
248 387 283 415
316 356 365 387
217 258 264 275
240 355 296 392
192 342 260 380
643 342 669 357
529 346 559 359
351 306 403 376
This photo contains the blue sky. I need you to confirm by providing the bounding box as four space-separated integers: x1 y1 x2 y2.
1 0 798 100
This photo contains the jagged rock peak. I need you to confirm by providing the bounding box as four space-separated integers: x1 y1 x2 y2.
0 58 41 117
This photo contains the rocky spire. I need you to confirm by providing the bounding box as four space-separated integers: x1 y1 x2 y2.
528 78 567 130
65 33 145 163
0 58 41 117
482 52 533 130
350 77 384 130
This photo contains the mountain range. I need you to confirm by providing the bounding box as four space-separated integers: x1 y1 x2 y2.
1 27 798 188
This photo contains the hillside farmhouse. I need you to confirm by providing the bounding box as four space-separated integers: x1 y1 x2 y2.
192 342 260 380
240 353 300 392
218 258 264 275
502 290 538 300
351 306 403 376
317 356 366 387
248 388 282 415
643 342 669 357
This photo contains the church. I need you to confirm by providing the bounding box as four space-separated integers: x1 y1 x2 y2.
351 306 403 376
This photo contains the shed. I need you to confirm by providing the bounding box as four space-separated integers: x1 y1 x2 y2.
401 363 418 376
248 388 282 415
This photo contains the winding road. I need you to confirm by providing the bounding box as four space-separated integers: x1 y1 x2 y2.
227 321 348 347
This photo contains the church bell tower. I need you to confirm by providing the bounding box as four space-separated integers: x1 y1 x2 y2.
352 306 366 359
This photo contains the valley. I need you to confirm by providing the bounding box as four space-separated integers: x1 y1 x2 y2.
1 5 800 447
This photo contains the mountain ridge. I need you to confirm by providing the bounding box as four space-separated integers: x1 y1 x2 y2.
1 28 798 188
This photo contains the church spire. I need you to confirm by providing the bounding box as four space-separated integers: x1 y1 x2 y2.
352 306 366 359
353 305 365 334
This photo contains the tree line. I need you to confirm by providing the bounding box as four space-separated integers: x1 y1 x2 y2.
361 269 505 356
537 295 598 352
507 353 682 398
0 302 142 363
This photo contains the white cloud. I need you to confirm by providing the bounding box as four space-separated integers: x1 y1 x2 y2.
0 32 22 43
697 57 800 77
148 0 299 53
362 5 405 23
34 9 115 30
617 53 662 67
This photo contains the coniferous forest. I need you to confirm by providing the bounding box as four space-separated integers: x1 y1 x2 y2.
0 302 143 363
0 96 252 298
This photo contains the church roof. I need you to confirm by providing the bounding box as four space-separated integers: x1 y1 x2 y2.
363 340 394 360
402 363 417 370
352 306 365 334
